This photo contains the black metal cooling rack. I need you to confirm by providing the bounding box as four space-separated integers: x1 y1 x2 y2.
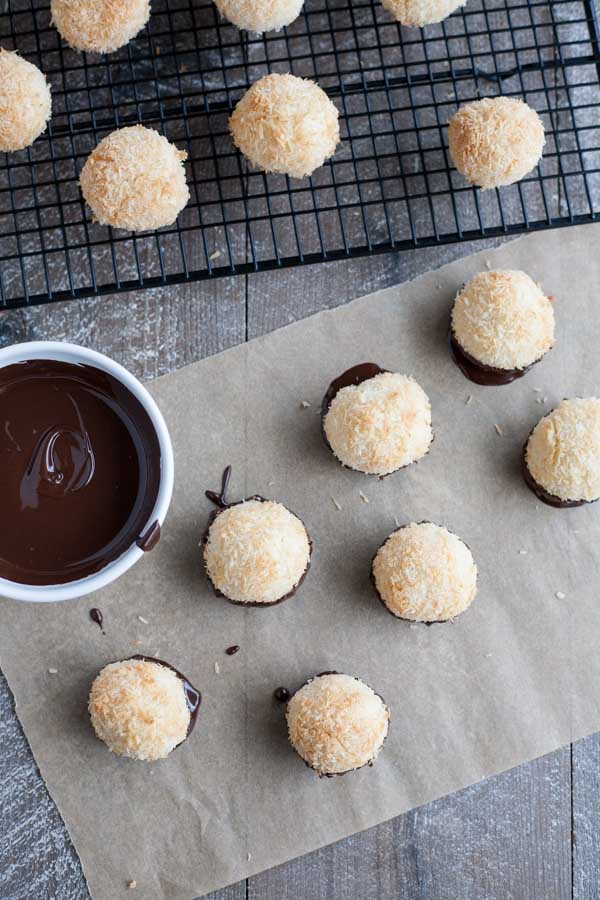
1 0 599 308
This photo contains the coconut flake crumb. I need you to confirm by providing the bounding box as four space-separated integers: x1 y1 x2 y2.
127 881 137 890
394 516 401 527
533 387 542 392
519 549 528 555
359 491 370 504
494 423 503 436
208 249 221 260
465 395 473 405
247 852 252 862
556 591 566 600
137 616 149 624
300 400 311 408
214 661 221 674
48 667 58 674
331 496 342 510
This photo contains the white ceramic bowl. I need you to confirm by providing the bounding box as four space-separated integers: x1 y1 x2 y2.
0 341 174 603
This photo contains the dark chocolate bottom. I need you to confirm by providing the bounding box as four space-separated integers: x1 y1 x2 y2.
289 671 389 778
449 331 537 386
521 444 593 509
202 496 312 607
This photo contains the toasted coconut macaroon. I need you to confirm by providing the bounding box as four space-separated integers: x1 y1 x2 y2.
51 0 150 54
0 50 52 153
321 364 432 476
229 73 339 178
214 0 304 32
448 97 545 190
372 522 478 622
286 673 390 776
381 0 466 27
450 269 555 385
80 125 189 231
524 398 600 507
89 657 201 761
203 467 311 606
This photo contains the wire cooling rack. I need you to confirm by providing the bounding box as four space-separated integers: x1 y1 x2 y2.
0 0 599 308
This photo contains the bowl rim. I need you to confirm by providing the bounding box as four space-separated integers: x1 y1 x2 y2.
0 341 174 603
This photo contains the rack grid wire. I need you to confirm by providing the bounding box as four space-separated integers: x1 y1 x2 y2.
1 0 599 309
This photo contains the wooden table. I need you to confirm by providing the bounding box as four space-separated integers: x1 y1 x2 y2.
1 238 599 899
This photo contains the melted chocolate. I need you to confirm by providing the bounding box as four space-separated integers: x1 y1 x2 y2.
202 467 312 607
448 331 533 386
0 359 161 585
521 443 589 509
89 607 105 633
131 655 201 738
273 686 290 703
225 644 240 656
136 520 161 552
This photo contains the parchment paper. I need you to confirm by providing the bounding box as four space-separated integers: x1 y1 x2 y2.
2 224 600 900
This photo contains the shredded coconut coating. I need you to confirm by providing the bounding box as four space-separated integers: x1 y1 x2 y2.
204 499 311 604
229 73 340 178
323 372 432 476
448 97 545 190
89 659 191 761
373 522 478 622
287 673 389 775
526 398 600 502
51 0 150 53
381 0 465 27
80 125 189 231
451 269 554 371
0 50 52 153
214 0 304 32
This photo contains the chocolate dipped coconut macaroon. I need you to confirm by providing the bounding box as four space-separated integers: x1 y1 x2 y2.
202 467 312 606
321 363 433 477
89 657 201 761
286 672 390 776
372 522 478 623
450 270 555 385
523 398 600 508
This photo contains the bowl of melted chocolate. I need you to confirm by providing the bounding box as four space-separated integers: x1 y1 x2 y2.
0 342 174 602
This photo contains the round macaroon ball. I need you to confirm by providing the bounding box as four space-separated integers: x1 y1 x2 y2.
448 97 545 189
203 499 311 605
214 0 304 32
372 522 478 622
89 658 192 760
229 73 340 178
451 269 555 373
0 50 52 153
286 673 390 776
380 0 466 27
525 398 600 504
80 125 189 231
51 0 150 54
323 371 432 476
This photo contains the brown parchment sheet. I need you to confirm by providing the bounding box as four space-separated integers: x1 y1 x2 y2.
2 224 600 899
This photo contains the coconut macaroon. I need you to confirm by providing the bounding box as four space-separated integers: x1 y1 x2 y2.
204 499 311 605
381 0 466 27
524 398 600 506
229 73 340 178
51 0 150 54
450 269 555 383
214 0 304 32
0 50 52 153
372 522 478 622
80 125 189 231
89 658 199 761
448 97 545 190
322 368 432 476
286 673 389 776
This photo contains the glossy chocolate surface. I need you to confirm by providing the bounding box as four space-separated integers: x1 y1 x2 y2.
0 359 161 585
448 331 533 386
